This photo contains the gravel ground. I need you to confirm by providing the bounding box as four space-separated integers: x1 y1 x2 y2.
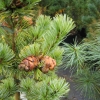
56 67 93 100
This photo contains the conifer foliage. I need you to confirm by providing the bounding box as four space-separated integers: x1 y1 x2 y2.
63 32 100 100
39 0 100 29
0 0 75 100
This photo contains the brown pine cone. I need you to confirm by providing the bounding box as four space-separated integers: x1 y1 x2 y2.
19 56 39 71
23 16 33 25
2 21 11 28
41 56 56 73
15 0 25 7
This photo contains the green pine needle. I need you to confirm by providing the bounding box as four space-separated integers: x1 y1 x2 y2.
0 43 15 67
63 42 87 72
0 78 17 99
20 77 70 100
19 43 41 59
74 69 100 100
0 0 6 10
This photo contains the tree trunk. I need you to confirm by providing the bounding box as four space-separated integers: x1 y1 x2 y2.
14 75 20 100
14 92 20 100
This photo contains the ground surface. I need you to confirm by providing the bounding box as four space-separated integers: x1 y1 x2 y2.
56 67 92 100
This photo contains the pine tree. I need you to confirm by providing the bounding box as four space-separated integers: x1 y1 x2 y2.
39 0 100 29
63 24 100 100
0 0 75 100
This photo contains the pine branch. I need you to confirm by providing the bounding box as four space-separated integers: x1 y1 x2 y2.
19 43 41 59
74 68 100 100
63 42 88 73
0 43 15 68
16 14 75 54
20 77 70 100
0 78 18 99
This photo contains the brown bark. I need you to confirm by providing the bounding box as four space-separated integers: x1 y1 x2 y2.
14 92 20 100
12 31 17 51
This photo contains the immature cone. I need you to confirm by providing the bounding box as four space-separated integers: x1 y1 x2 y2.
23 16 33 25
19 56 39 71
14 0 25 8
41 56 56 73
2 21 11 28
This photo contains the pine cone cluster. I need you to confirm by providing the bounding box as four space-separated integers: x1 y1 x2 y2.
18 55 56 73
